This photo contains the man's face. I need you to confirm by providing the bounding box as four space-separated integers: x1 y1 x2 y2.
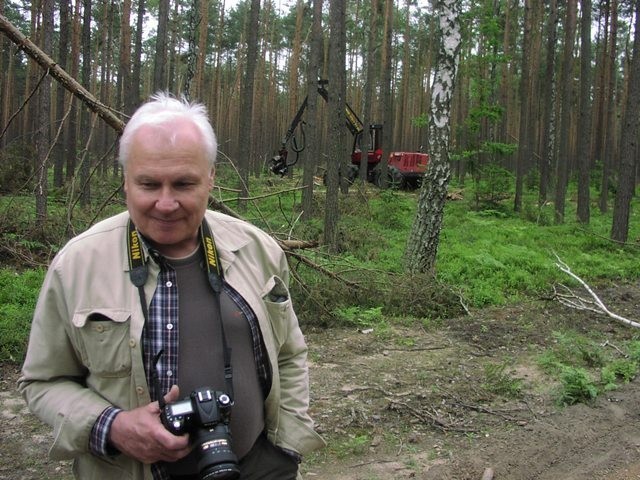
124 121 214 258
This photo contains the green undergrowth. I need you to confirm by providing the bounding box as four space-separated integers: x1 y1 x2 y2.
0 268 44 363
1 172 639 369
538 331 640 406
251 177 640 324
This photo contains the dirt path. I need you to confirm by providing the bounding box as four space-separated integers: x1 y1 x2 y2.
422 379 640 480
2 284 640 479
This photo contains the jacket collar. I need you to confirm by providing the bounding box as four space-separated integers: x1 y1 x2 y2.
120 211 251 277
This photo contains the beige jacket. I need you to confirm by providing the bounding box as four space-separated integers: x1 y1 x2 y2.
18 210 324 479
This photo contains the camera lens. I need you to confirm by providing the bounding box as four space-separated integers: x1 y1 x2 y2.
194 426 240 480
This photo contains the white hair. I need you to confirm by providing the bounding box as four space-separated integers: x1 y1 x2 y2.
118 92 218 168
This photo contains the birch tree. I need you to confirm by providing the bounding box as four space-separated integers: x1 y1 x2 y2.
405 0 462 274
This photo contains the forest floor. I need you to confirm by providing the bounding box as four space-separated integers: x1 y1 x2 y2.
2 282 640 480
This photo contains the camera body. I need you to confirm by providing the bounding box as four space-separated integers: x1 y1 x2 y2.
161 387 239 480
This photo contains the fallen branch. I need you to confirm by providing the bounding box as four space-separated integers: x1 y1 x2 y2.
286 250 360 288
600 340 629 357
553 253 640 329
0 14 125 133
386 397 476 434
449 401 519 422
349 460 396 469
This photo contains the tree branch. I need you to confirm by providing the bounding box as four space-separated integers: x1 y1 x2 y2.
552 253 640 328
0 14 125 134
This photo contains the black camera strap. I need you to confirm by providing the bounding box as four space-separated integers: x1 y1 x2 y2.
199 219 234 402
127 218 234 405
127 221 149 320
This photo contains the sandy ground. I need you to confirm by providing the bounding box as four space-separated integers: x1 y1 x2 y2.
3 283 640 479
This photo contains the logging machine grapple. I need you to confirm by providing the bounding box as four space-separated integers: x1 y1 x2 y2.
268 80 429 189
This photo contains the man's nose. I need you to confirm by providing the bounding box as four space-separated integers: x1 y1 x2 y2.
155 189 179 211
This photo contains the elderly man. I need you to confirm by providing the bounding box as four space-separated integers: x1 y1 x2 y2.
19 92 324 480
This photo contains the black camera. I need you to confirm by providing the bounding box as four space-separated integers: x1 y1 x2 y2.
161 387 239 480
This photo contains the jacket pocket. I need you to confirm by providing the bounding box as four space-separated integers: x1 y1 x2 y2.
72 309 132 377
73 453 135 479
272 408 326 456
261 275 292 347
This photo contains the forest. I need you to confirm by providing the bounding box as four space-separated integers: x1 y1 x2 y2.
2 1 640 478
0 0 638 251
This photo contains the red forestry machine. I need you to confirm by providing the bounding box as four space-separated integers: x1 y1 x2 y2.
268 80 429 189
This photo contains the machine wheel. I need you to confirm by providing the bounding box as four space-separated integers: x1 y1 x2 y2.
373 166 405 189
387 166 406 189
322 165 359 186
346 164 359 185
373 168 383 187
405 176 422 190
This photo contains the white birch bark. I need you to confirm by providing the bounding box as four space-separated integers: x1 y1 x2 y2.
405 0 462 273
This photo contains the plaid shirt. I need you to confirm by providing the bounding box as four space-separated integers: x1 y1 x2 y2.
90 254 270 479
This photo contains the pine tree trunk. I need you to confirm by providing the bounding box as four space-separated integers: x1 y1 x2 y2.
393 1 411 151
66 0 82 181
53 0 71 187
195 0 209 99
576 0 593 224
358 0 378 183
237 0 260 210
554 0 577 224
153 0 169 91
79 0 92 206
600 0 618 213
611 0 640 242
0 0 6 150
302 0 323 221
324 0 347 250
131 0 145 111
539 0 558 206
378 0 393 189
210 2 225 129
35 0 54 227
514 0 533 212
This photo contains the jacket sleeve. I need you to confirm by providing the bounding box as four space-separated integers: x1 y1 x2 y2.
18 259 113 460
267 249 325 456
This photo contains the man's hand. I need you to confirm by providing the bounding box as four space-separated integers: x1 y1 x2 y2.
109 385 191 464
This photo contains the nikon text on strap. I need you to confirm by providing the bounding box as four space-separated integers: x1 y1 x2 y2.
127 220 150 322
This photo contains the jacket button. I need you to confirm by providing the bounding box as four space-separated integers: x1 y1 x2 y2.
129 338 136 348
136 386 145 395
